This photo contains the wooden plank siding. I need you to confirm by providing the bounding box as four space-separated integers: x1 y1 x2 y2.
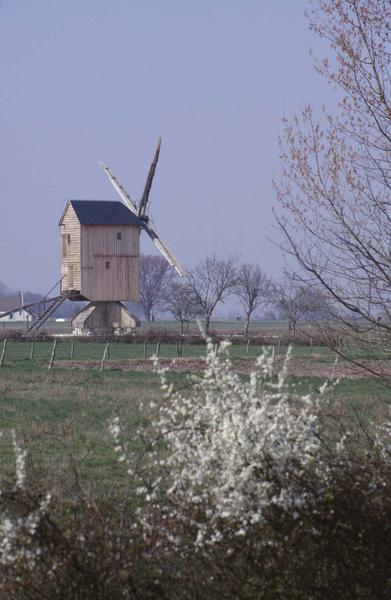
60 204 81 293
80 225 140 301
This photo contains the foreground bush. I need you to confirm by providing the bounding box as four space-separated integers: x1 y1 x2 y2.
1 344 391 598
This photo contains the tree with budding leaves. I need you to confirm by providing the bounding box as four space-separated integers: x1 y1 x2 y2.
275 0 391 371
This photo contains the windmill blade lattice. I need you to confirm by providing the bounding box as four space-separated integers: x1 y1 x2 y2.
142 219 186 278
99 138 185 277
99 162 139 215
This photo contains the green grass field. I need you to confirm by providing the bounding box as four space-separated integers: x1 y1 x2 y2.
0 338 335 368
0 338 389 493
0 365 172 493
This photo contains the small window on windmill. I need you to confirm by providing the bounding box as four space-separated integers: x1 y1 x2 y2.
117 232 122 240
67 234 71 244
105 261 110 269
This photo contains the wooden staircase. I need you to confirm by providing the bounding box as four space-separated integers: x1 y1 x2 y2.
27 291 73 334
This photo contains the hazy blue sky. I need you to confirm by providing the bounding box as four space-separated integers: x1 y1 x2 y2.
0 0 333 293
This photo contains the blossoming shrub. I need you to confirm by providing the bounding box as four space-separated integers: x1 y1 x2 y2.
0 442 165 599
133 342 330 544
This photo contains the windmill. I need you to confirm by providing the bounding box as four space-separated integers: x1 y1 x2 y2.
1 139 185 335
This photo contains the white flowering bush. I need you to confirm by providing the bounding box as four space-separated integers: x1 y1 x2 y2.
0 433 51 571
110 341 335 544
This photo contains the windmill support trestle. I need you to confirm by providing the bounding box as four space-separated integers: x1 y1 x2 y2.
72 301 139 336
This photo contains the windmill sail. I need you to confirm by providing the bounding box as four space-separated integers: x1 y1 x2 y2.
99 138 185 278
138 137 161 218
142 221 186 278
99 162 139 215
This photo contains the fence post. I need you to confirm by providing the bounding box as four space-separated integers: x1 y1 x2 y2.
0 339 7 368
245 339 250 357
176 340 180 357
48 339 58 371
277 338 281 355
100 342 109 372
156 341 161 357
143 340 148 359
30 341 35 361
179 338 183 357
70 340 74 360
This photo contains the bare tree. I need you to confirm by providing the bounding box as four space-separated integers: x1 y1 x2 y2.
139 255 174 322
235 263 271 338
273 277 323 340
161 280 201 333
275 0 391 367
189 255 237 334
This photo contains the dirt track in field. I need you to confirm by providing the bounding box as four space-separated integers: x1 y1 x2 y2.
56 355 390 379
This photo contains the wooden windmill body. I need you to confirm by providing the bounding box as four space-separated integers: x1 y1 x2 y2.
60 200 141 302
58 200 141 334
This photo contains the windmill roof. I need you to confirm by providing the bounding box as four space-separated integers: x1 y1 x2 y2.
67 200 143 226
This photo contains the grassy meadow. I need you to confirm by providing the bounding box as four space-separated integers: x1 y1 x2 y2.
0 337 334 365
0 336 390 492
0 364 172 494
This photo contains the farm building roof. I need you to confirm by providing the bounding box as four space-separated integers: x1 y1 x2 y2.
66 200 143 226
0 297 30 313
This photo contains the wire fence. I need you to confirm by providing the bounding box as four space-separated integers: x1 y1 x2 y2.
0 339 275 370
0 338 337 372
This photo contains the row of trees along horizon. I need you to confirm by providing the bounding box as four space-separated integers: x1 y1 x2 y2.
138 254 329 337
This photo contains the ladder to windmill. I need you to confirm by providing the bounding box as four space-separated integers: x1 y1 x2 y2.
27 290 73 334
